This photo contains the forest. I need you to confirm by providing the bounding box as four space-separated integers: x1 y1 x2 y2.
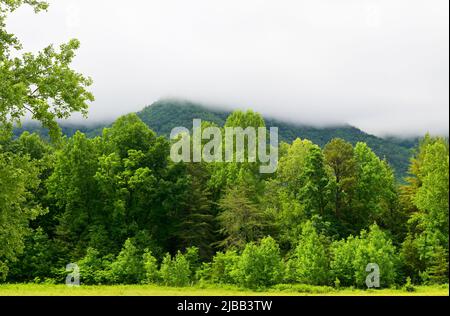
0 111 448 290
0 0 448 294
14 99 418 179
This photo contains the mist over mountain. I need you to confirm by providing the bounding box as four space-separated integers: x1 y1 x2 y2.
14 99 420 178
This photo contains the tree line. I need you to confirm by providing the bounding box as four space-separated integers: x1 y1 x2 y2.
0 111 448 289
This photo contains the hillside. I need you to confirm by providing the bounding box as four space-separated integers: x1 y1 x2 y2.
14 99 417 178
137 100 416 178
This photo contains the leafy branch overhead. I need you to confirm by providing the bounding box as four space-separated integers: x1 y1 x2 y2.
0 0 94 139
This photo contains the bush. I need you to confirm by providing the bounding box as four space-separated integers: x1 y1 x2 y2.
232 236 284 289
287 221 330 285
109 238 145 284
201 249 240 284
403 276 415 292
331 224 399 288
78 248 105 285
159 251 191 287
353 224 399 288
184 247 200 279
330 236 360 287
142 249 159 284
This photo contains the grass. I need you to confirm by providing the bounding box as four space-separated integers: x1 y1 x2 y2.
0 283 448 296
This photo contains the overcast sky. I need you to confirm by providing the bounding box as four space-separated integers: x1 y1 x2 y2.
7 0 449 136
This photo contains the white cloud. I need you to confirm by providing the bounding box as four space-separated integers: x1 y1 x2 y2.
6 0 449 136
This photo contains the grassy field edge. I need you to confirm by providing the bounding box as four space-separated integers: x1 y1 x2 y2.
0 284 448 296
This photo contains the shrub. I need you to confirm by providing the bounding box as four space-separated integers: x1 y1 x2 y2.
287 221 330 285
203 249 240 284
142 249 159 284
403 276 415 292
159 251 191 287
78 248 103 285
353 224 399 288
330 236 360 287
109 238 145 284
232 236 284 289
331 224 399 288
184 246 200 279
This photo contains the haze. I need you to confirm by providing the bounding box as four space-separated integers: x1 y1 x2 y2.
7 0 449 137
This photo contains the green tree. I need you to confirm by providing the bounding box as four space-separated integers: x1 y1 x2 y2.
203 249 240 284
287 221 330 285
175 163 215 260
0 151 45 280
331 224 399 288
401 137 449 284
46 132 103 257
352 142 399 233
142 249 159 284
277 138 314 193
261 179 305 251
330 236 360 287
353 224 399 288
159 251 191 287
217 185 266 249
109 238 144 284
324 138 357 232
232 236 284 289
0 0 94 139
298 145 331 218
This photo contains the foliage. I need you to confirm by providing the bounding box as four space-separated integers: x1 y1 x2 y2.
331 224 399 288
15 99 416 178
109 239 144 284
287 221 330 285
232 237 284 289
159 251 191 287
0 0 93 139
0 151 45 280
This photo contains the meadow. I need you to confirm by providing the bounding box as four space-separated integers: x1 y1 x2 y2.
0 284 448 296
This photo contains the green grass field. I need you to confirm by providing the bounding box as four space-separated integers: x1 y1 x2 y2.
0 284 448 296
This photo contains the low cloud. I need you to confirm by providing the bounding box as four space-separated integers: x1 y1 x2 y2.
7 0 449 137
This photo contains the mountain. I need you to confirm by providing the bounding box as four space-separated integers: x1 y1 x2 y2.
14 99 417 179
136 99 416 178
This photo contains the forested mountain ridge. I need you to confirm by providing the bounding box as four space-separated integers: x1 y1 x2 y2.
14 99 418 178
137 99 417 178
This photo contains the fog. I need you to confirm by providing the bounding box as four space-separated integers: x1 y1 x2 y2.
7 0 449 137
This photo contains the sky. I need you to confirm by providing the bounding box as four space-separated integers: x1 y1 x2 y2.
6 0 449 137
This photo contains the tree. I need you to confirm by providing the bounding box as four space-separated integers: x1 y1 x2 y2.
297 145 331 218
401 137 449 284
352 142 398 234
109 239 144 284
232 236 284 289
331 224 399 288
95 114 189 254
217 185 266 249
287 221 330 285
0 151 45 280
7 227 54 282
0 0 94 139
142 249 159 284
159 251 191 287
324 138 357 232
208 110 267 196
202 249 240 284
46 132 103 257
175 163 216 260
353 224 399 288
277 138 314 194
330 236 360 287
261 179 305 251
